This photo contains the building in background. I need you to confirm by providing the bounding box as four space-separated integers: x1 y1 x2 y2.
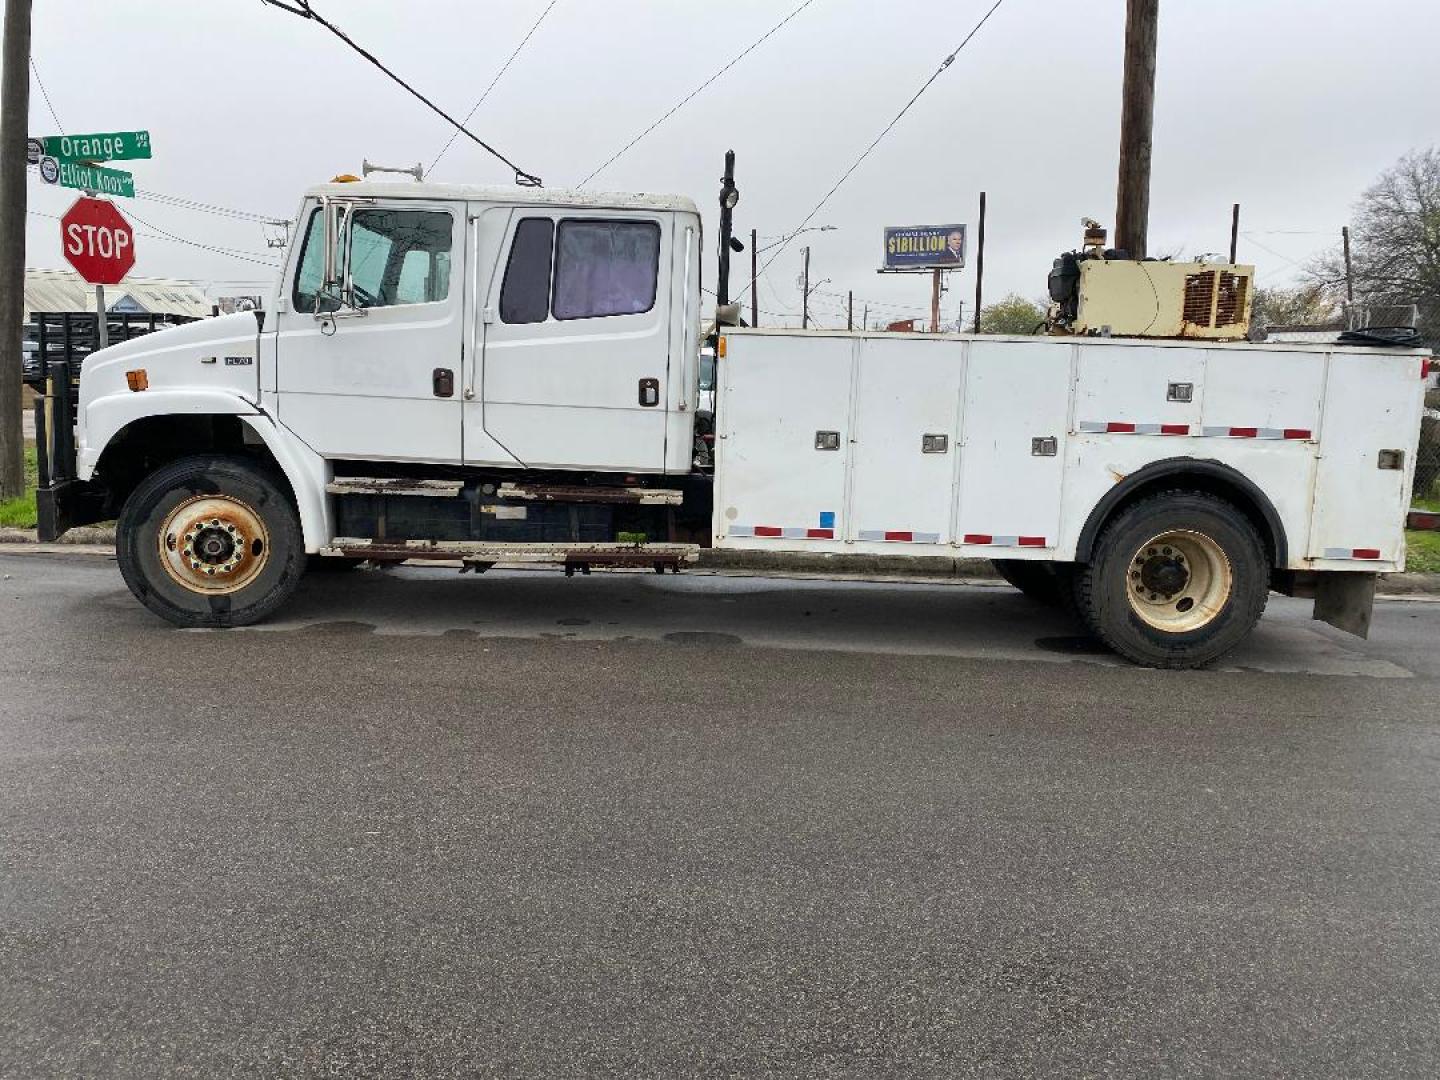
24 267 212 319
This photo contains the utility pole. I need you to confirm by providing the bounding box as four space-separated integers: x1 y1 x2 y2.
0 0 31 500
801 246 810 330
1114 0 1158 259
716 150 738 307
930 269 941 334
972 191 987 333
1228 203 1240 264
847 290 853 331
749 227 758 328
863 303 868 331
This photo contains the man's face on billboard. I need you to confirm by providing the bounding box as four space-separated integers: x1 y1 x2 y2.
947 230 963 254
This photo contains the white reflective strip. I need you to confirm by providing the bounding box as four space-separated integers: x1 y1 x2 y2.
728 525 754 537
990 536 1021 547
1200 426 1230 437
1323 547 1357 559
781 527 809 539
912 532 941 544
858 530 886 541
1133 423 1162 435
1078 420 1108 433
1255 428 1285 440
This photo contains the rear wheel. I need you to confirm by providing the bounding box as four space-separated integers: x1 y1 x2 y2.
117 455 305 628
1077 492 1268 668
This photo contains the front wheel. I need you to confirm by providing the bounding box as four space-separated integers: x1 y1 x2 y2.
1076 492 1269 669
117 455 305 628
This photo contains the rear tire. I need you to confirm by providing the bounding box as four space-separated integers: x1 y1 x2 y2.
1077 492 1268 669
117 455 305 628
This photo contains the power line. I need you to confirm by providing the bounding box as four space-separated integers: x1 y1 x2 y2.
579 0 820 187
741 0 1008 300
260 0 542 186
429 0 559 176
28 206 281 268
29 57 63 134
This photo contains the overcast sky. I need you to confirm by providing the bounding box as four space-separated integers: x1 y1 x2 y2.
17 0 1440 326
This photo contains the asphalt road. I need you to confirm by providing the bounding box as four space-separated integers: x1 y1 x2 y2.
3 552 1439 1078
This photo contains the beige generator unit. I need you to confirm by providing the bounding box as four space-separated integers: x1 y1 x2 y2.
1048 221 1255 340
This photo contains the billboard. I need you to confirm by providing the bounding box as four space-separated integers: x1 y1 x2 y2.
883 224 966 270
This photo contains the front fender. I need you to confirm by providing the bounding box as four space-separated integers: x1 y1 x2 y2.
81 389 332 552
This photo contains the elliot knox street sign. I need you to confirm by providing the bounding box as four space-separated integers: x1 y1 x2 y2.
32 130 151 200
60 197 136 286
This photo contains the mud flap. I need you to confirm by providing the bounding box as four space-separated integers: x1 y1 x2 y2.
1312 572 1377 639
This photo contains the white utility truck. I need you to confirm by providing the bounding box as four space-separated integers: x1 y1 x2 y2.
34 176 1434 668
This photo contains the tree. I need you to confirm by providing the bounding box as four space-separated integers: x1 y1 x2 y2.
1309 147 1440 342
977 293 1047 335
1250 284 1340 332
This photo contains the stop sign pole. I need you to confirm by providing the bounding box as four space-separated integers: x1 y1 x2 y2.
59 195 136 351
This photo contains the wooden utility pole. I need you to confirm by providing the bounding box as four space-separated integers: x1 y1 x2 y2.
801 246 810 329
0 0 31 501
930 269 942 334
972 191 987 333
1342 226 1355 306
1114 0 1158 259
749 227 758 328
847 290 853 330
1228 203 1240 264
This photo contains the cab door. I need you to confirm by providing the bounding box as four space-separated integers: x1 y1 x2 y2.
470 208 672 472
275 200 465 463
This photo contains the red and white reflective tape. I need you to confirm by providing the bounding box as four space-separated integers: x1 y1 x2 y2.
729 525 834 539
1079 421 1312 440
1078 421 1190 436
1323 547 1383 560
962 534 1048 548
857 529 941 543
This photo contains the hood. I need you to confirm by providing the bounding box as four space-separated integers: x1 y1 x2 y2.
80 311 262 411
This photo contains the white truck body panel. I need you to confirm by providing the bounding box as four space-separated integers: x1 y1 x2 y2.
715 329 1426 573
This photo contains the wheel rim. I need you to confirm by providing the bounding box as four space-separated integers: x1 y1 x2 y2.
157 495 270 595
1125 529 1232 633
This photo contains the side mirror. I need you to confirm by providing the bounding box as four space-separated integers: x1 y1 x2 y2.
315 198 364 319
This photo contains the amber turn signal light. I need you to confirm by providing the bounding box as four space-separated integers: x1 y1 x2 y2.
125 369 148 392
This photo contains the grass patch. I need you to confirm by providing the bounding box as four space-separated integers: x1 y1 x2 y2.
1407 530 1440 574
0 445 37 529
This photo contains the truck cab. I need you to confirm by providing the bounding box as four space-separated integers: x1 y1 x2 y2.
270 181 703 475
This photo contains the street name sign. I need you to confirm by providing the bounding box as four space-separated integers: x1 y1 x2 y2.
57 160 135 199
60 196 136 285
42 130 152 163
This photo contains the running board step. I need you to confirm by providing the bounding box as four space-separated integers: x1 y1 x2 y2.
326 477 463 497
323 537 699 571
496 482 683 506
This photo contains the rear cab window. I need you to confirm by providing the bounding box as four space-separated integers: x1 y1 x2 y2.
499 216 661 324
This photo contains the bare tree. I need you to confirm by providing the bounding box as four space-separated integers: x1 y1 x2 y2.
1310 147 1440 340
1250 284 1340 332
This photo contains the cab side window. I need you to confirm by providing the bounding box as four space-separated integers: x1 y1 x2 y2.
553 220 660 320
500 217 554 324
498 216 660 324
348 209 453 308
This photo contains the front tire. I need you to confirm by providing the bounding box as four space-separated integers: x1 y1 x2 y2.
1076 492 1268 669
117 455 305 628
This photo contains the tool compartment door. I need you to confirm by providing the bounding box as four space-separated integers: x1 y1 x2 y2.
847 336 964 545
714 334 855 544
1309 352 1423 564
957 339 1073 550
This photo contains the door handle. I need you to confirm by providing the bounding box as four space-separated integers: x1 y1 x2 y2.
433 368 455 397
638 377 660 407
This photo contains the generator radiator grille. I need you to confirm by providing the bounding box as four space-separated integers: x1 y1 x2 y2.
1215 272 1249 327
1183 271 1217 326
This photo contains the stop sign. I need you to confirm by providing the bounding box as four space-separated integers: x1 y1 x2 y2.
60 196 135 285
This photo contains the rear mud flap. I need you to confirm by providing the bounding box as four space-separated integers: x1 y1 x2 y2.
1313 572 1377 639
